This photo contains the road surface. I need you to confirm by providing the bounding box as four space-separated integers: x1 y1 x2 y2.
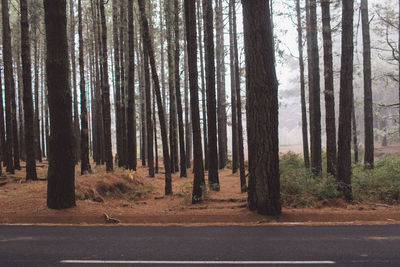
0 225 399 266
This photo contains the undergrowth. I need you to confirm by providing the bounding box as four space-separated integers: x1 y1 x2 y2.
280 152 400 207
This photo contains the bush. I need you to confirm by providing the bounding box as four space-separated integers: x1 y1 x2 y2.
279 152 400 207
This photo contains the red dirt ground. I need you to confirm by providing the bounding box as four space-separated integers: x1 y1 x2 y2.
0 144 399 226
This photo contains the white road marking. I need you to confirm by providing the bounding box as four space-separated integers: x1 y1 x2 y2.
60 260 336 265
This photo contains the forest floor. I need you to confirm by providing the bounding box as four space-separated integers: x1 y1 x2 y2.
0 144 399 226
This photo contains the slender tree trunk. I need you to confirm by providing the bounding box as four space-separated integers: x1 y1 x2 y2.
70 0 80 164
243 0 281 216
112 0 122 167
361 0 374 168
229 1 238 174
144 40 154 177
16 47 26 162
166 0 179 173
321 0 337 176
138 0 172 195
0 67 5 169
197 1 208 172
44 0 76 209
160 0 167 111
337 0 354 202
79 0 91 174
184 38 192 169
99 0 113 171
232 1 246 193
127 0 137 170
185 0 205 203
120 0 128 168
296 0 310 169
33 12 42 164
352 97 359 164
174 0 187 177
215 0 227 169
2 0 15 173
153 86 159 173
307 0 322 175
20 0 37 180
202 0 219 189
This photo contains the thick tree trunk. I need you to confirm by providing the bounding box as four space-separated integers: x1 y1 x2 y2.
138 0 172 195
215 0 227 169
127 0 137 170
20 0 37 180
229 1 238 174
337 0 354 202
185 0 205 203
321 0 337 176
361 0 374 168
307 0 322 175
44 0 76 209
296 0 310 169
174 0 187 178
99 0 113 171
243 0 281 216
79 0 91 174
202 0 219 189
2 0 15 173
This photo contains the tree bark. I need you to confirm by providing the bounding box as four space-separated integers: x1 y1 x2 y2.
337 0 354 202
2 0 15 173
127 0 137 170
243 0 281 216
20 0 37 180
44 0 76 209
174 0 187 177
202 0 219 189
99 0 113 171
296 0 310 169
229 1 238 174
361 0 374 168
307 0 322 175
321 0 337 176
185 0 205 203
79 0 91 174
184 37 192 169
215 0 227 169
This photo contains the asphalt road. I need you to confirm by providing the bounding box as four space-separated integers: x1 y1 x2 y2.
0 225 399 266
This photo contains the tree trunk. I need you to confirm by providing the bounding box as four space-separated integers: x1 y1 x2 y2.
361 0 374 168
166 0 179 173
79 0 91 174
184 0 205 203
337 0 354 202
0 67 5 169
138 0 172 195
20 0 37 180
127 0 137 171
17 48 26 162
120 0 128 168
352 97 359 164
243 0 281 216
321 0 337 176
44 0 76 209
307 0 322 175
175 0 187 177
33 7 42 164
232 1 246 193
296 0 310 169
215 0 227 169
144 39 155 177
99 0 113 172
202 0 219 189
2 0 15 173
70 0 80 164
184 37 192 169
153 86 159 174
229 1 238 174
197 1 208 172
